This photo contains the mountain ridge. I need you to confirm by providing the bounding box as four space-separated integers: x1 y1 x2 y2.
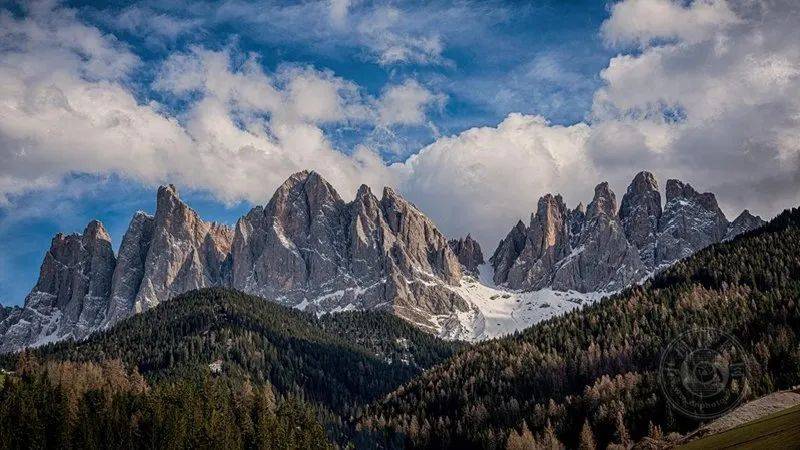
9 287 461 414
0 170 766 352
490 170 764 293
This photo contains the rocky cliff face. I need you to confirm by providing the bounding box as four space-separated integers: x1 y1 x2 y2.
0 221 116 352
619 171 662 270
0 170 768 352
491 171 762 293
492 183 647 293
103 185 233 327
0 184 234 351
1 171 471 351
503 194 571 290
104 212 155 326
551 183 646 292
724 210 766 241
230 171 466 333
448 235 484 275
654 179 730 267
489 220 527 285
133 184 233 314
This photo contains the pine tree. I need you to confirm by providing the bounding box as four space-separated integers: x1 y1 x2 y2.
578 420 596 450
613 411 630 448
535 420 565 450
506 421 536 450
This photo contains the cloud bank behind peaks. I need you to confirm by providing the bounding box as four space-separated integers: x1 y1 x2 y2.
396 114 593 247
1 0 799 252
589 0 800 213
0 2 447 206
396 0 800 247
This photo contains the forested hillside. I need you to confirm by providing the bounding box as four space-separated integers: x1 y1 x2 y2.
0 358 332 449
1 288 461 415
365 208 800 449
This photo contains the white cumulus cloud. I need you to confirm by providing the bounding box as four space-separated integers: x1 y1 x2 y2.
601 0 740 47
0 2 402 206
395 114 593 247
1 0 799 258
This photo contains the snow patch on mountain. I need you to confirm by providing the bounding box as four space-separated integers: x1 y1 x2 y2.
436 265 607 342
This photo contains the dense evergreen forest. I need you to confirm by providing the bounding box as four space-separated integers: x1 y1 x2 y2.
364 207 800 449
0 357 331 449
0 289 464 448
1 288 460 416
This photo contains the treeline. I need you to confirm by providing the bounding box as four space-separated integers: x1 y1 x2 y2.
4 289 460 417
365 208 800 449
0 356 331 449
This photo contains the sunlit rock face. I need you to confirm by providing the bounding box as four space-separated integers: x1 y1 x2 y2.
0 171 472 351
229 171 466 333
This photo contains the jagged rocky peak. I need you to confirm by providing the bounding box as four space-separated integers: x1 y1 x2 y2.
724 209 766 241
27 220 115 311
501 193 571 290
0 220 116 353
231 170 350 300
133 184 234 314
490 220 528 285
230 170 465 332
107 184 234 324
655 179 729 267
488 171 767 296
529 194 570 253
586 182 616 218
550 182 646 292
1 172 471 351
448 234 484 275
493 174 680 294
266 170 345 228
380 185 462 283
567 202 586 247
665 179 720 212
347 184 384 268
619 171 662 270
105 211 155 326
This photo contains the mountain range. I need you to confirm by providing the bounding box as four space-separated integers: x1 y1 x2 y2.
489 171 764 292
0 170 764 352
4 203 797 449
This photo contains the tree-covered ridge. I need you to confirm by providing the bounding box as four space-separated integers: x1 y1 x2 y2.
320 311 463 369
0 357 332 450
7 288 461 415
366 207 800 449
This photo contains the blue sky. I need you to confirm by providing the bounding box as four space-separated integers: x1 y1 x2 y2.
1 0 799 305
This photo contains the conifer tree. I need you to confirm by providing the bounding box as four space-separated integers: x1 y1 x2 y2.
579 420 596 450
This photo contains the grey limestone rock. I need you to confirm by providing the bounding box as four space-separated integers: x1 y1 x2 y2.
448 234 485 276
0 220 116 352
723 210 766 241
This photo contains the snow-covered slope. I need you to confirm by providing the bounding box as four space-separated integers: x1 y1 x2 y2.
292 264 607 343
417 265 605 342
